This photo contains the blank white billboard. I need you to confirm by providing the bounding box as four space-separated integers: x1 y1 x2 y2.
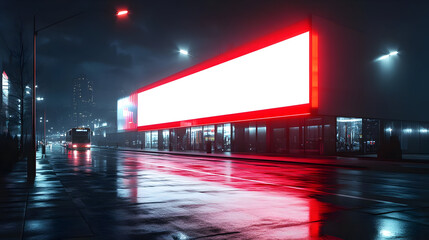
138 31 309 128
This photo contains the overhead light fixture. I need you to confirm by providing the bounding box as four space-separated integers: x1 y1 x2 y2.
116 10 129 16
179 49 189 56
377 50 399 61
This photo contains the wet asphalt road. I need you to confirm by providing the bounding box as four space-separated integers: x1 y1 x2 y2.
13 146 429 239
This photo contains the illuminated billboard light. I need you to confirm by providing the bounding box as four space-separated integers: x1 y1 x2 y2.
137 22 314 130
117 94 137 131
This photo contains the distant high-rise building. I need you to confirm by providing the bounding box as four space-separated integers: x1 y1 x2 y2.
72 74 95 127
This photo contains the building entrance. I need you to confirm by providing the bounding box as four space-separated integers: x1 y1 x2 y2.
336 117 362 152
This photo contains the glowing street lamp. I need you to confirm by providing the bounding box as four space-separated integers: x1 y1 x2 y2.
377 50 399 61
116 10 129 16
389 51 398 56
179 49 189 56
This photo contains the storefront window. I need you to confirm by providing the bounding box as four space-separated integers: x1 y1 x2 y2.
384 121 398 139
336 117 362 152
175 128 188 151
145 131 151 148
305 118 322 154
151 131 158 148
162 129 169 150
223 123 231 151
191 127 203 150
362 119 379 153
245 123 257 152
203 125 215 151
289 126 302 153
170 129 176 150
257 124 266 152
216 124 223 151
383 120 429 154
273 128 287 153
420 122 429 153
322 117 337 155
203 125 215 142
305 125 321 153
401 121 419 153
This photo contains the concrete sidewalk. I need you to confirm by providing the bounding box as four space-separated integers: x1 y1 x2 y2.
0 153 99 240
0 159 28 240
96 146 429 174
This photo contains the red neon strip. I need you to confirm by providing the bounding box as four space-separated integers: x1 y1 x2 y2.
311 32 319 109
137 104 310 131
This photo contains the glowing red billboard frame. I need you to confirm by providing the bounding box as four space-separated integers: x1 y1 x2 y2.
135 19 318 131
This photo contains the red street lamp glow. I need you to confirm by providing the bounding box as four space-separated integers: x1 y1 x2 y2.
116 10 129 16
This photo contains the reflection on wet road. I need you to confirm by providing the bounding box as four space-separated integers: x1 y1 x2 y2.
35 146 429 239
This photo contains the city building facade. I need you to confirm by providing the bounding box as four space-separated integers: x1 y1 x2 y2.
109 17 429 156
1 69 26 137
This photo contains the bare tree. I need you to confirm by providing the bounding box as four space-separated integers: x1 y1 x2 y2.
1 22 31 154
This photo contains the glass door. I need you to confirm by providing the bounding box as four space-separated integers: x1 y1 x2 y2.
336 117 362 152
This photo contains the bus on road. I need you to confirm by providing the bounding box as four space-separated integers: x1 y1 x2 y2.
65 127 91 150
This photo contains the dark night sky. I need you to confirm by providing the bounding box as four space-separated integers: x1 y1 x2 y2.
0 0 428 130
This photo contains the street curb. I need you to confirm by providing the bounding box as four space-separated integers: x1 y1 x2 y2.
93 146 371 170
91 146 429 174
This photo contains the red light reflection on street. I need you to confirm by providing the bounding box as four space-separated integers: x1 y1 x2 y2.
67 149 92 169
117 155 326 238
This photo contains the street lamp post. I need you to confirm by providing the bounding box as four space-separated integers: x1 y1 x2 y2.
29 10 128 182
36 97 44 151
30 12 90 181
44 111 46 145
30 16 36 181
